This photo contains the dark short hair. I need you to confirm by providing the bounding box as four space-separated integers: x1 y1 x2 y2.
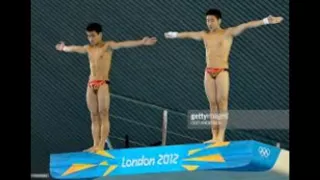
206 9 222 19
86 23 102 33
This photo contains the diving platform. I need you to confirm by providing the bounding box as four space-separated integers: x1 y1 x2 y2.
50 140 289 179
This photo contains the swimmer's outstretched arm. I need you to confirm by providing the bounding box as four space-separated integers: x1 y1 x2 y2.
227 15 284 37
108 36 157 50
55 41 87 54
164 31 205 41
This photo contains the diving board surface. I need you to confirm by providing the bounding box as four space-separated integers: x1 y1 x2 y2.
50 140 288 179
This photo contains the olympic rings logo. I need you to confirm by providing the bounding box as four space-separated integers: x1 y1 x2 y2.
258 146 271 158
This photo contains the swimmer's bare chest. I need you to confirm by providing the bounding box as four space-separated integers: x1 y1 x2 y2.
87 45 113 80
203 30 233 68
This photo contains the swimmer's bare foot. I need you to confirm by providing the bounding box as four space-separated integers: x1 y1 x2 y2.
204 138 217 144
96 143 105 151
203 137 225 144
83 146 98 152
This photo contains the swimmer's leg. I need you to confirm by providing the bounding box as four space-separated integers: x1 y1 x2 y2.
97 83 111 151
215 71 230 142
84 86 101 152
203 72 219 143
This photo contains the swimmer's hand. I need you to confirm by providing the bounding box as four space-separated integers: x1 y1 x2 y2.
55 41 65 51
142 37 157 45
264 15 284 24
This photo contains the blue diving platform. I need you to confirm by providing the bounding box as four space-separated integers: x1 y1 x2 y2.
50 140 289 179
